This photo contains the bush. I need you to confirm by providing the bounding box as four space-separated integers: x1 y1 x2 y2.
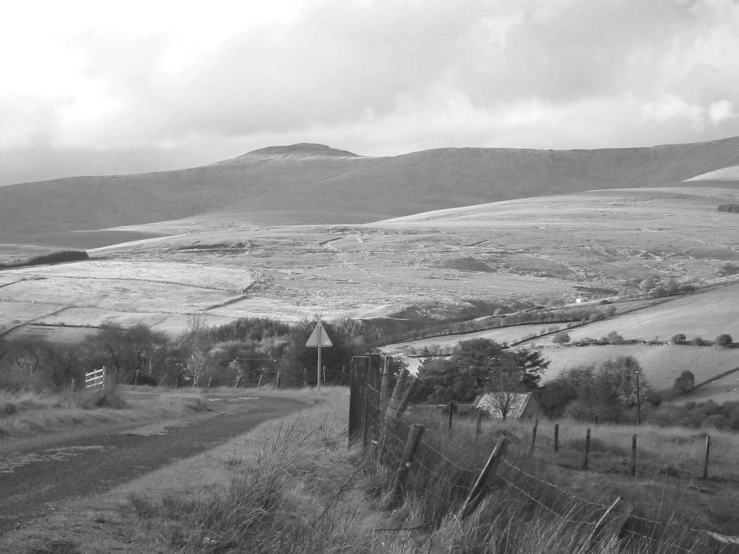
552 332 570 345
690 336 707 346
715 333 733 347
606 331 624 345
671 333 686 345
0 250 89 269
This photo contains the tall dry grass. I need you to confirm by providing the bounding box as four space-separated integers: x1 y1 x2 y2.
0 386 207 438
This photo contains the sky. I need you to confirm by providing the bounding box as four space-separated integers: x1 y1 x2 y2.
2 0 739 186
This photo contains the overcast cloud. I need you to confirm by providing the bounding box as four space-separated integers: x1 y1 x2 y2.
2 0 739 185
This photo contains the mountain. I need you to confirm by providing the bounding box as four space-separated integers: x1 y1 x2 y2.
3 137 739 243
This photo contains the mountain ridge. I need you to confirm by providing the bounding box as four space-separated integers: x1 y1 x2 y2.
2 136 739 243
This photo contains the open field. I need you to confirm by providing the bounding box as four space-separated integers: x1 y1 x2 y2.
530 283 739 346
537 344 739 389
1 186 738 350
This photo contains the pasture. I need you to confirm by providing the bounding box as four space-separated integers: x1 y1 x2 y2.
538 344 739 389
531 283 739 346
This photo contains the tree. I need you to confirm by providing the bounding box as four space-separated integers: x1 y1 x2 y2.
606 331 624 345
671 334 686 345
416 339 547 403
716 334 733 348
552 332 570 345
673 370 695 393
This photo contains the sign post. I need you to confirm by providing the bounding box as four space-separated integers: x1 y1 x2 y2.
306 321 332 390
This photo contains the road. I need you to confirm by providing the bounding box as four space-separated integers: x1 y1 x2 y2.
0 394 306 535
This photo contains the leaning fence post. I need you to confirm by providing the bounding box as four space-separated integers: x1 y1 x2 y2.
459 436 509 519
207 376 213 389
476 410 482 442
396 376 417 418
529 418 538 456
583 497 622 551
702 435 711 480
386 369 409 423
380 356 392 409
389 423 425 509
630 434 637 476
554 423 559 453
582 428 591 470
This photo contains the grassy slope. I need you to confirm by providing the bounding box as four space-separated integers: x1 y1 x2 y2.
531 283 739 345
538 344 739 389
4 137 739 242
3 390 737 554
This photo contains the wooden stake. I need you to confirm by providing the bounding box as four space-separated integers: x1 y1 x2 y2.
385 369 409 423
396 376 417 417
630 434 637 476
276 371 281 390
207 376 212 389
554 423 559 453
529 418 538 456
233 375 242 389
257 374 263 388
702 435 711 480
448 401 454 431
459 436 509 519
380 356 392 410
389 424 425 509
582 497 622 552
582 428 591 470
476 410 482 442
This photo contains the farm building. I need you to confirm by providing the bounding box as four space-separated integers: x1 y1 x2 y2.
472 392 540 420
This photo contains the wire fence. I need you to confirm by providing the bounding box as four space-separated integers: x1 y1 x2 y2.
344 354 739 553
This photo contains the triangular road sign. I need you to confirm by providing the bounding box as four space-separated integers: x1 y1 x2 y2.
306 321 333 347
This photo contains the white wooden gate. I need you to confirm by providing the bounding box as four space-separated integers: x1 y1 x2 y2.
85 367 106 390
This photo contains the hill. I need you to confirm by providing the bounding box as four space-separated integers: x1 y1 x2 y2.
4 137 739 247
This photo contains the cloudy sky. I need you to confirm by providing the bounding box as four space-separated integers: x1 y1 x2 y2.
2 0 739 185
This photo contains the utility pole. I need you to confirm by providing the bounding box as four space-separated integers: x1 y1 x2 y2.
635 370 641 425
317 324 322 392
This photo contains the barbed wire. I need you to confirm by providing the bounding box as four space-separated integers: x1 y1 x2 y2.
621 527 697 554
496 472 597 527
500 459 609 510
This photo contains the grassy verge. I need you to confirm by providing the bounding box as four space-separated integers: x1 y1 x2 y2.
0 386 208 440
4 388 735 553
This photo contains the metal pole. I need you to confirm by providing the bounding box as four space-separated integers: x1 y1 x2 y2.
635 371 641 425
317 323 322 391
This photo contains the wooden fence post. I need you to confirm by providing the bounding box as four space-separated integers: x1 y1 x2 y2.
396 376 417 418
582 497 622 552
476 410 482 442
448 401 454 431
276 371 281 390
207 376 213 389
582 428 591 470
529 418 538 456
380 356 392 409
349 356 369 449
702 435 711 480
257 374 263 388
630 434 637 476
554 423 559 453
385 369 409 423
303 367 307 388
459 436 509 519
389 423 425 509
233 375 242 389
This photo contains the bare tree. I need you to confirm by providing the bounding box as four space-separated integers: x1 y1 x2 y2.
485 357 526 421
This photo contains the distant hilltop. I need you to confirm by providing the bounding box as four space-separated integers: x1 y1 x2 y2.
2 136 739 242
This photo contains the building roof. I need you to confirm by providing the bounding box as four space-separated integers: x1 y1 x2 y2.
473 392 535 419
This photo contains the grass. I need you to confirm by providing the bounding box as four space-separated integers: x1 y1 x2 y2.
0 386 208 440
112 390 738 553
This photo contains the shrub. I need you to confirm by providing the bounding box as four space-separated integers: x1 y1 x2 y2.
606 330 624 345
552 332 570 345
690 336 707 346
671 333 686 345
715 333 733 347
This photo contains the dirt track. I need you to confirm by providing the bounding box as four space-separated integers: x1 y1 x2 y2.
0 394 306 535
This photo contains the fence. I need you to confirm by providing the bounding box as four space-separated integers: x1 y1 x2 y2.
347 354 739 552
85 367 106 390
